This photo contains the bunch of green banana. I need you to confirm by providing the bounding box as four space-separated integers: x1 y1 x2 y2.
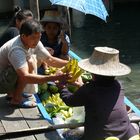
44 93 73 119
81 71 92 83
61 59 84 83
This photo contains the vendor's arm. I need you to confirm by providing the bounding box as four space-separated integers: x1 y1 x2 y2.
9 48 69 84
60 85 87 107
16 66 69 84
36 41 68 67
45 55 68 68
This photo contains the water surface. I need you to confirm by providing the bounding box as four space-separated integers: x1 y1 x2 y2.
71 2 140 108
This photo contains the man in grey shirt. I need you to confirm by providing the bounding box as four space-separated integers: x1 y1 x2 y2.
0 19 69 107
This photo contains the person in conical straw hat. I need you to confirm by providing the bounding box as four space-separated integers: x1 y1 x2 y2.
58 47 139 140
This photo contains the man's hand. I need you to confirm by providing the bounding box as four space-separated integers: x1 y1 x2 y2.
46 47 54 55
55 71 72 89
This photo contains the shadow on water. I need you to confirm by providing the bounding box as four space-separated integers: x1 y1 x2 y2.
71 1 140 107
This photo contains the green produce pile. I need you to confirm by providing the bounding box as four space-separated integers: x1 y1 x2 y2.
105 137 119 140
38 59 92 120
44 67 58 75
38 82 74 120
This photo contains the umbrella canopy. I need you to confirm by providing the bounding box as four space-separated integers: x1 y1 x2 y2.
49 0 108 22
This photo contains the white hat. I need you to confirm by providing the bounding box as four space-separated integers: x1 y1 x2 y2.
78 47 131 76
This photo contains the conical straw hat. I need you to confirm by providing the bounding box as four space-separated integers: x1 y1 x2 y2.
78 47 131 76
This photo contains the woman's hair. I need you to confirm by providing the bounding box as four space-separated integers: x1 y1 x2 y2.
9 6 33 27
20 19 42 35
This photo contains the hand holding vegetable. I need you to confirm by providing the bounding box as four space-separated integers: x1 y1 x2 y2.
61 59 83 83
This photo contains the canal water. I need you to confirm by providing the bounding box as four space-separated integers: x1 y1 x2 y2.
71 2 140 108
0 1 140 108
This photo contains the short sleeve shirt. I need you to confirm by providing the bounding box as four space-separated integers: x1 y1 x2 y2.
0 36 51 71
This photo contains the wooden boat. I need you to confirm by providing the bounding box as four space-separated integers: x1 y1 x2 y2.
1 50 140 139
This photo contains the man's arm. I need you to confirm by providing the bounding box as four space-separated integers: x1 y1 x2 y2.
16 65 68 84
45 55 68 68
36 41 68 68
60 85 87 107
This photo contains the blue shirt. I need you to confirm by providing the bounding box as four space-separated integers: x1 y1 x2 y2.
40 32 70 57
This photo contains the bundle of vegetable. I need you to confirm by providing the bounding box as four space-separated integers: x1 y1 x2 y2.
61 59 84 83
39 82 59 102
44 93 73 119
38 61 84 120
38 83 48 94
38 83 73 120
81 71 92 83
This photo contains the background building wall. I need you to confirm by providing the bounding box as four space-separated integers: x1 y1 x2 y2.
0 0 13 13
0 0 51 13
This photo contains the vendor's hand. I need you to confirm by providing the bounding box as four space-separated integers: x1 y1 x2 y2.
55 69 63 76
54 72 71 90
68 76 84 87
55 72 72 85
46 47 54 55
56 81 66 90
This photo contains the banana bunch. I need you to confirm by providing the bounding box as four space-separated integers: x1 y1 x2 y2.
44 66 58 75
60 107 73 119
46 93 65 106
61 59 83 83
44 93 73 119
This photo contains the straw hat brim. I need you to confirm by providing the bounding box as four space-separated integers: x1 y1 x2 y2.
40 17 63 24
78 58 131 76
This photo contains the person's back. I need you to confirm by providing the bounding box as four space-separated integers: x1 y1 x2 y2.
80 78 137 140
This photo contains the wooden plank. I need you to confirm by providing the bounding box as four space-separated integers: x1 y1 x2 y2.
0 121 5 133
20 107 62 140
0 94 35 140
